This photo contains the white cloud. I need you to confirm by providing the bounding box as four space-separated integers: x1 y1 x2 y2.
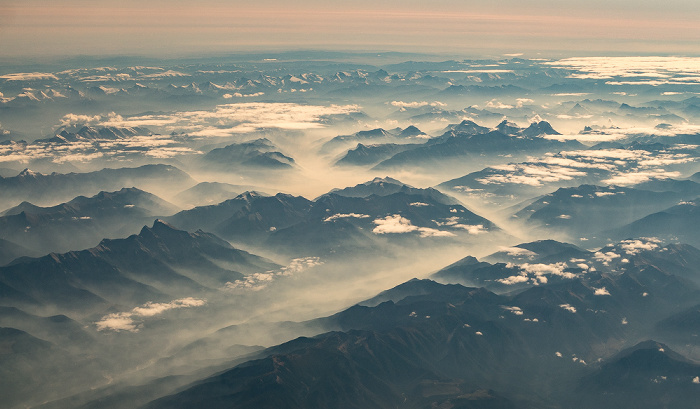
499 247 536 257
323 213 370 222
0 72 59 81
95 297 206 332
139 70 190 79
0 102 364 163
603 171 682 186
594 191 618 197
443 70 514 74
521 262 576 279
501 305 524 315
224 92 265 98
516 98 534 108
593 287 610 296
594 251 620 264
434 217 487 235
98 103 361 136
546 57 700 85
470 146 695 192
58 113 103 127
373 214 419 234
497 274 530 285
0 131 199 164
619 238 661 255
550 93 591 96
372 214 455 237
226 257 323 291
497 262 577 286
453 224 487 234
559 304 577 313
390 101 446 108
486 99 514 109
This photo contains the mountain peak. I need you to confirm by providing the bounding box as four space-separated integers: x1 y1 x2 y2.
522 121 560 136
494 119 521 135
369 176 404 185
398 125 425 137
152 218 175 230
139 219 178 237
18 168 41 177
357 128 389 138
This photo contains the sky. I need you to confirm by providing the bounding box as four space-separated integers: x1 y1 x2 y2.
1 0 699 59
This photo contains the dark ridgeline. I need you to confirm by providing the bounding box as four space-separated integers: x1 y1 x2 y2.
144 240 700 409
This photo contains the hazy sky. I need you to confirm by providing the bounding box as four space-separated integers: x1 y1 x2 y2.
1 0 699 59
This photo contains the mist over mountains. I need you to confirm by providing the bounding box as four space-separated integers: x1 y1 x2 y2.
2 53 700 409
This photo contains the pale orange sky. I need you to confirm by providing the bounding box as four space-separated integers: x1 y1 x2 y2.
1 0 699 58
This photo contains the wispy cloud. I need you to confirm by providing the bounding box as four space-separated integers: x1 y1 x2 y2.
390 101 446 108
95 297 206 332
0 72 58 81
324 213 371 222
225 257 323 291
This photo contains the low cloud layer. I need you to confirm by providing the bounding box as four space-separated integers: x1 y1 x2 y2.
546 57 700 85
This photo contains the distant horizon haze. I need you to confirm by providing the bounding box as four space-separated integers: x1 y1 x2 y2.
1 0 699 59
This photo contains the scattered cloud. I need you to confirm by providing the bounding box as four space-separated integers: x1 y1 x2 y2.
594 251 620 264
372 214 455 237
521 263 576 279
324 213 371 222
390 101 446 108
486 99 514 109
58 113 104 128
497 274 530 285
499 247 536 257
516 98 534 108
501 305 524 315
225 257 323 291
618 238 661 255
95 297 206 332
559 303 577 313
471 147 695 190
